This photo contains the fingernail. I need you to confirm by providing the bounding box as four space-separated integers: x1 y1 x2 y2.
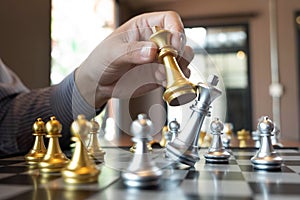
141 46 152 58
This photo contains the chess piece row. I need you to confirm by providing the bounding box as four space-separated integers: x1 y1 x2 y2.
25 115 105 184
122 26 284 189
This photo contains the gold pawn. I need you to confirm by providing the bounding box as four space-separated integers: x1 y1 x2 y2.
87 118 105 162
39 116 69 173
198 131 207 147
237 129 250 148
159 126 169 147
150 26 197 106
201 132 212 148
25 118 47 168
62 115 100 184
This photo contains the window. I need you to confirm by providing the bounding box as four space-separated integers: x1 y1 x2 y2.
168 25 251 132
51 0 116 84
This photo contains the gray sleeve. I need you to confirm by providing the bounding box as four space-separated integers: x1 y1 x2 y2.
0 60 101 155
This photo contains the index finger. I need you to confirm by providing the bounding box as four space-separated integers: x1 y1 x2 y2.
118 11 186 51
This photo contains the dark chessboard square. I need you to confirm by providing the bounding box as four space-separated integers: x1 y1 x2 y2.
187 171 244 181
278 152 300 156
227 159 237 165
4 188 97 200
0 174 36 185
283 160 300 166
0 166 28 174
185 170 200 179
0 174 60 185
0 160 25 166
249 182 300 195
237 165 253 172
231 148 257 153
186 194 253 200
234 155 253 160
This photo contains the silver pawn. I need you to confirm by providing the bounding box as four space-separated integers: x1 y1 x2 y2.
271 123 283 147
222 123 233 148
168 119 180 143
204 118 231 163
161 119 180 146
252 130 261 148
251 116 283 170
122 114 163 188
87 118 106 163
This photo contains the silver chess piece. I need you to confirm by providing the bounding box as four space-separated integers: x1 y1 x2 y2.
204 118 231 163
161 119 180 147
222 123 233 148
271 123 283 147
166 75 222 166
251 116 283 170
122 114 163 188
168 119 180 143
251 130 261 148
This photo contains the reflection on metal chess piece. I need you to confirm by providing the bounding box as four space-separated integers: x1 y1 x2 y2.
198 131 206 147
271 123 283 147
62 115 100 184
160 119 180 148
201 133 212 148
252 130 261 148
87 118 105 163
251 116 283 170
122 114 163 188
168 119 180 142
222 123 233 147
166 75 222 166
25 118 47 168
130 142 153 153
150 26 196 106
237 129 250 148
39 116 69 173
159 126 169 147
204 118 231 163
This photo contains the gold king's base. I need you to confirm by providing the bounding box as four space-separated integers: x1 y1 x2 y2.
163 83 196 106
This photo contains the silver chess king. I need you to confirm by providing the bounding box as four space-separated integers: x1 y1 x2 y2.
166 75 222 166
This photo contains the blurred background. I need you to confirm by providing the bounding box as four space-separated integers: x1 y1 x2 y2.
0 0 299 145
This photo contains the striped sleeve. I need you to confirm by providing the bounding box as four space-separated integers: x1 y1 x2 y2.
0 60 101 155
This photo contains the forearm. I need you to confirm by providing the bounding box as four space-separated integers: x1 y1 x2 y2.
0 72 101 155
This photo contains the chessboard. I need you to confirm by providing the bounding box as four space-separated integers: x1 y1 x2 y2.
0 147 300 200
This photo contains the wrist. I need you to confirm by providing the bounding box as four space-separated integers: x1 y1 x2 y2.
74 68 111 109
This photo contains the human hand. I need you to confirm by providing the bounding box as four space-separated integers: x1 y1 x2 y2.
75 11 194 108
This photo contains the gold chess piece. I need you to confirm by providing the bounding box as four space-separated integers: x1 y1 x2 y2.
224 123 234 138
201 132 212 148
62 115 100 184
198 131 207 147
237 129 250 148
39 116 69 173
159 126 169 147
150 26 197 106
25 118 47 167
87 118 105 163
130 142 153 153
